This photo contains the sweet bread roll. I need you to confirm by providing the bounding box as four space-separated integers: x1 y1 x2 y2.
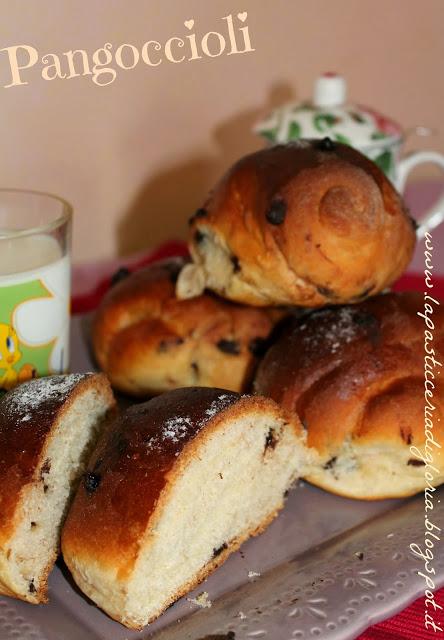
254 292 444 499
0 374 115 603
62 387 308 629
92 258 277 397
177 140 416 307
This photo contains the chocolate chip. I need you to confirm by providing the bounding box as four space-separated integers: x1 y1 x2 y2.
188 208 208 225
264 428 278 451
216 339 240 355
400 428 412 445
355 551 364 561
43 484 49 493
317 137 335 151
316 285 335 298
213 542 228 558
265 199 287 225
231 255 241 273
191 361 199 376
29 579 36 593
158 341 168 353
323 457 337 470
40 458 51 478
408 458 425 466
30 522 36 528
248 337 268 357
110 267 130 286
158 337 184 352
84 472 101 493
194 230 206 244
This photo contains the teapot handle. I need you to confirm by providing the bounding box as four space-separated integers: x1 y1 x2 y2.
398 151 444 240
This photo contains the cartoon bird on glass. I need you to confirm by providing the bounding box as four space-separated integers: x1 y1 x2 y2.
0 323 35 390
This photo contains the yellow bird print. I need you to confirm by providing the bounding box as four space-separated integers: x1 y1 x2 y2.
0 323 36 390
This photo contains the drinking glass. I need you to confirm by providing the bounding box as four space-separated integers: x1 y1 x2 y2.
0 189 72 391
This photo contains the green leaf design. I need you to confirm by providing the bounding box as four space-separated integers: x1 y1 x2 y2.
288 120 301 139
349 111 366 124
333 133 352 145
314 113 338 132
260 128 278 142
373 150 393 175
371 131 388 140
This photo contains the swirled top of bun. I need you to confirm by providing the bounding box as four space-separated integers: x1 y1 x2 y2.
178 140 416 307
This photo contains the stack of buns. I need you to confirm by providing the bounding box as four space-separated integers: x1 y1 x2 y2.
1 139 441 630
90 139 440 499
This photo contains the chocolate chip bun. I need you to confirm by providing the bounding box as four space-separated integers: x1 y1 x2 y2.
0 374 115 603
62 387 309 629
92 258 277 397
177 140 416 307
254 292 444 499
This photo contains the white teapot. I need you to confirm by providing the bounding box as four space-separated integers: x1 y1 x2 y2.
254 73 444 238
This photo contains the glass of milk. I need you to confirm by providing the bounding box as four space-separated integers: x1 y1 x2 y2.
0 189 72 391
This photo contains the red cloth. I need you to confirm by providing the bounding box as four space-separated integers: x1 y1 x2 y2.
358 590 443 639
71 241 443 638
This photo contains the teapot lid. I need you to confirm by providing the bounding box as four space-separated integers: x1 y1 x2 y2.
254 73 402 148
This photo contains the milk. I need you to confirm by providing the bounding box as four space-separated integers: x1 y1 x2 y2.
0 234 70 382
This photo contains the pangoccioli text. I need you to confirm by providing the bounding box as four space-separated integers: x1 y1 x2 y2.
0 12 254 88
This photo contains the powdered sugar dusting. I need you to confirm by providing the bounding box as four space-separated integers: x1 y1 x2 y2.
145 393 235 452
204 393 232 419
301 307 361 354
161 416 193 443
2 374 89 421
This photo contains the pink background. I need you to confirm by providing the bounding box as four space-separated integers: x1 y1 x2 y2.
1 0 443 263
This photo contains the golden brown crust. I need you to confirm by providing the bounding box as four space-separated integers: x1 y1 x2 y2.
62 389 297 580
185 141 416 307
92 258 277 396
254 292 444 498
